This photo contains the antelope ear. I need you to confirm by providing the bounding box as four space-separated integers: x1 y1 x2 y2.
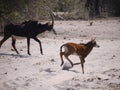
48 22 51 26
91 37 96 41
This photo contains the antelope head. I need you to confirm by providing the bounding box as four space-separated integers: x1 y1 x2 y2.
91 38 100 48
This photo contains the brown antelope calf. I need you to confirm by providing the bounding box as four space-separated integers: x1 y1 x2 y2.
60 38 100 74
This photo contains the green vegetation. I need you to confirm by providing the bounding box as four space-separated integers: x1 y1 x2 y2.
0 0 120 24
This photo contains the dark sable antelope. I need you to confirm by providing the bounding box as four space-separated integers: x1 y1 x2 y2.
60 38 100 74
0 7 56 55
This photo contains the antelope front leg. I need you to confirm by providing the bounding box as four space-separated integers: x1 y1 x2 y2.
27 37 31 55
79 56 85 74
81 60 84 74
33 37 43 55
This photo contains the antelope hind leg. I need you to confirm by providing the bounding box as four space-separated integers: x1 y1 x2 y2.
12 36 19 54
60 52 64 66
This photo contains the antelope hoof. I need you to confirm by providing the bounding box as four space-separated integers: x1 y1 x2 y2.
70 62 74 67
61 63 64 66
28 53 31 55
17 52 20 54
71 64 74 67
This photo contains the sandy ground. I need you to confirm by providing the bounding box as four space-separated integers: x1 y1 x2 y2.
0 18 120 90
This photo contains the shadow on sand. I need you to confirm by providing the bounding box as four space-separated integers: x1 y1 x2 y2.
62 62 81 73
0 53 29 58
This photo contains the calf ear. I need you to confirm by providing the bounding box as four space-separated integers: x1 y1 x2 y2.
91 37 96 41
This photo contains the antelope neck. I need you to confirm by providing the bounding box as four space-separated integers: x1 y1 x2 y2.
84 42 94 57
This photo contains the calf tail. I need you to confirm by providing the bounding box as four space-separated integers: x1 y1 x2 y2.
60 44 65 66
60 44 65 53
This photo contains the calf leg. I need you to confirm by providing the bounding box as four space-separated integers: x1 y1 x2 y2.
12 36 19 54
60 52 64 66
79 56 85 74
65 55 73 67
73 62 81 65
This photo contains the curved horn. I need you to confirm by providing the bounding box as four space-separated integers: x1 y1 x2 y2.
44 6 54 27
91 37 96 41
45 6 57 35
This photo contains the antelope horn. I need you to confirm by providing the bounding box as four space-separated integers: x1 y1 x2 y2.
45 6 57 35
91 37 96 41
44 6 54 27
